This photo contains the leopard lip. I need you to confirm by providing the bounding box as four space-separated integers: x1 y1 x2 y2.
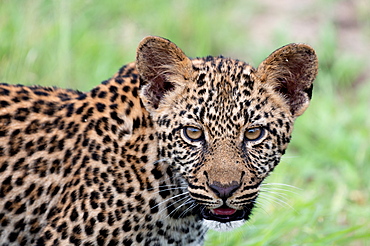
201 206 247 222
211 207 237 216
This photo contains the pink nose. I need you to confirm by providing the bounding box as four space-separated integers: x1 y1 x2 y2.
209 181 240 199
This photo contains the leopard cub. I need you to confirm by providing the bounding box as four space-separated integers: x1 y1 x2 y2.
0 36 318 245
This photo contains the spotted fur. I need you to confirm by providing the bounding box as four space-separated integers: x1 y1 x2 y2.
0 36 318 245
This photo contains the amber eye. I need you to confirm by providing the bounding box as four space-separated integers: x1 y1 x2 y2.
245 127 264 141
183 126 204 141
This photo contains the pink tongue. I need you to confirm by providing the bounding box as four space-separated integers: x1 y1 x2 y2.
212 208 237 216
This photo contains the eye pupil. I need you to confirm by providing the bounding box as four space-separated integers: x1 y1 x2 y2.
184 126 203 141
245 127 264 141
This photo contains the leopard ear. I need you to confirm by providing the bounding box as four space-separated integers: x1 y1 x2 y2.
256 43 318 117
136 36 193 109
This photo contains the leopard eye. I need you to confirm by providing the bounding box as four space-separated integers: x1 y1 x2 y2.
183 126 204 141
245 127 265 141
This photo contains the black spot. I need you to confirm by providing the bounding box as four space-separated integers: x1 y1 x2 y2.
126 187 134 197
98 91 107 98
197 89 206 95
85 218 96 235
15 177 23 186
132 87 138 98
73 225 82 235
0 130 7 137
197 73 206 87
69 235 81 246
99 228 109 238
110 112 124 124
140 156 148 163
133 117 141 130
43 103 56 116
136 233 143 243
15 203 26 214
120 95 127 103
82 107 94 122
0 87 10 96
122 239 133 246
76 102 88 114
108 239 118 246
122 86 130 92
149 198 158 214
92 152 100 161
25 120 40 134
103 135 111 144
14 108 30 121
0 161 9 173
110 93 118 102
96 103 106 112
66 103 75 117
8 231 19 242
33 90 49 96
97 213 105 222
151 167 163 180
0 100 10 108
77 94 87 100
122 220 131 232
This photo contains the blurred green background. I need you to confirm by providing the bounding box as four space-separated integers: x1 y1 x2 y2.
1 0 369 245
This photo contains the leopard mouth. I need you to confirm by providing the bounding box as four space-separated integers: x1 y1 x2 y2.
200 205 253 223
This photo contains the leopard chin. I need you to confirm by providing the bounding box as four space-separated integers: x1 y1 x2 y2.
203 219 245 232
200 204 253 231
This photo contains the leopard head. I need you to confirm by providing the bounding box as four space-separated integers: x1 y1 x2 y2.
137 36 318 231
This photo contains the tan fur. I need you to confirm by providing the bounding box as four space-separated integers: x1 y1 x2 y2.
0 36 318 245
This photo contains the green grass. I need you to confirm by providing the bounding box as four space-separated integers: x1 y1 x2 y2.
1 0 369 245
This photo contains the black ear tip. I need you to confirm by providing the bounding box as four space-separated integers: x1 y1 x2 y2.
280 43 316 53
137 36 175 55
305 84 314 100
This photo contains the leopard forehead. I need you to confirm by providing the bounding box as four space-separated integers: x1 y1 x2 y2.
191 56 252 91
156 56 291 137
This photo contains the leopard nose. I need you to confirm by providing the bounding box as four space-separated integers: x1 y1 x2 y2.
209 181 240 199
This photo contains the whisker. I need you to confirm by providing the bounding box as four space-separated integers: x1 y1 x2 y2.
179 201 198 218
165 197 193 219
262 183 301 190
152 192 189 211
158 194 190 218
260 190 296 201
257 195 285 209
252 199 270 216
147 184 177 191
149 186 188 194
258 193 295 211
260 187 301 197
264 191 290 202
